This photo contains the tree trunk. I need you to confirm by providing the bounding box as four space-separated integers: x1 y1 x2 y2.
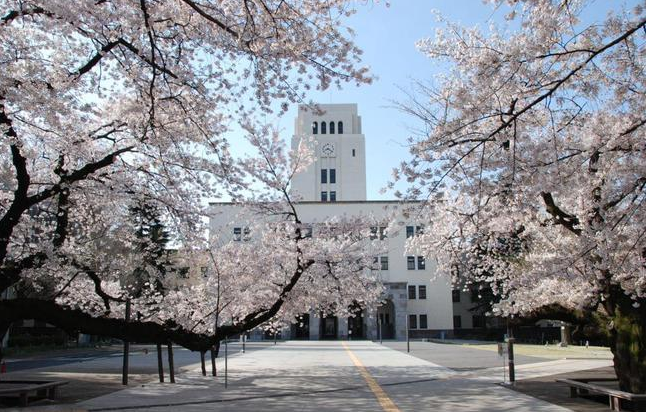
0 321 10 364
156 343 164 382
211 343 219 376
607 291 646 394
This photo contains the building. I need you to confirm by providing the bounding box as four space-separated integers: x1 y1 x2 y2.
209 104 454 340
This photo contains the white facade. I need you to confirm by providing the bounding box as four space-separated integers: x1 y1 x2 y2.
291 104 367 202
209 104 453 340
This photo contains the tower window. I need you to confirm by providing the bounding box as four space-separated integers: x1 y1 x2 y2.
330 191 336 202
352 149 356 157
338 121 343 134
330 121 335 134
321 121 327 134
329 169 336 184
321 169 327 184
321 191 327 202
312 121 318 135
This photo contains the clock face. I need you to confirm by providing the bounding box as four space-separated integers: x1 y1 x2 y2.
322 143 335 157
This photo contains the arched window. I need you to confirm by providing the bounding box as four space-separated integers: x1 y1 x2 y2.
329 121 335 134
312 121 318 134
321 121 327 134
338 121 344 134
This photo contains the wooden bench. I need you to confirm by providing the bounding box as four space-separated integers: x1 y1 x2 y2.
0 380 69 407
557 378 646 411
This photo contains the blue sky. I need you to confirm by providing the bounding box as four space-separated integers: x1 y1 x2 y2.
230 1 638 200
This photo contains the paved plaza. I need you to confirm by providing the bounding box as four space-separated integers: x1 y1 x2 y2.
3 340 613 411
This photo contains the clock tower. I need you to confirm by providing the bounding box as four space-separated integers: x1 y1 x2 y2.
290 104 367 202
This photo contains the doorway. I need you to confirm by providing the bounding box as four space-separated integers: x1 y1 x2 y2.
320 315 338 339
377 299 395 339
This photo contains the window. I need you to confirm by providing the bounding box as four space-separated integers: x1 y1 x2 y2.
453 315 462 329
200 267 208 277
418 285 427 299
370 226 387 240
243 227 251 241
352 148 355 157
409 314 417 329
330 121 335 134
312 121 318 134
321 191 327 202
407 225 424 238
329 169 336 184
408 284 416 299
321 169 327 184
233 227 242 241
329 191 336 202
452 290 461 303
417 256 426 270
321 121 327 134
303 226 313 238
419 314 428 329
407 256 415 270
380 256 388 270
338 121 343 134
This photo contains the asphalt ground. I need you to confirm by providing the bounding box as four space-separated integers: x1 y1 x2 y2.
0 341 614 411
382 340 550 371
0 341 278 407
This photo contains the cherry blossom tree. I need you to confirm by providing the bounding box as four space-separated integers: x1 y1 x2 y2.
397 0 646 392
0 0 377 356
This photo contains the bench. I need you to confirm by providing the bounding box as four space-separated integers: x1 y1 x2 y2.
0 380 69 407
557 378 646 411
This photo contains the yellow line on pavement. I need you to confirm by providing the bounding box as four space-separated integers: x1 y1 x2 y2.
341 342 401 412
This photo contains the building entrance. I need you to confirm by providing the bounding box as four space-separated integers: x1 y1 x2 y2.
377 299 395 339
291 313 310 339
320 315 338 339
348 303 365 339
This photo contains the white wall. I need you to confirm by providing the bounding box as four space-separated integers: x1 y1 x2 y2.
208 200 454 331
290 104 367 202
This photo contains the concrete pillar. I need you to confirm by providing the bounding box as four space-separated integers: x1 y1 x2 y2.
309 313 320 340
338 318 348 340
366 309 377 340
